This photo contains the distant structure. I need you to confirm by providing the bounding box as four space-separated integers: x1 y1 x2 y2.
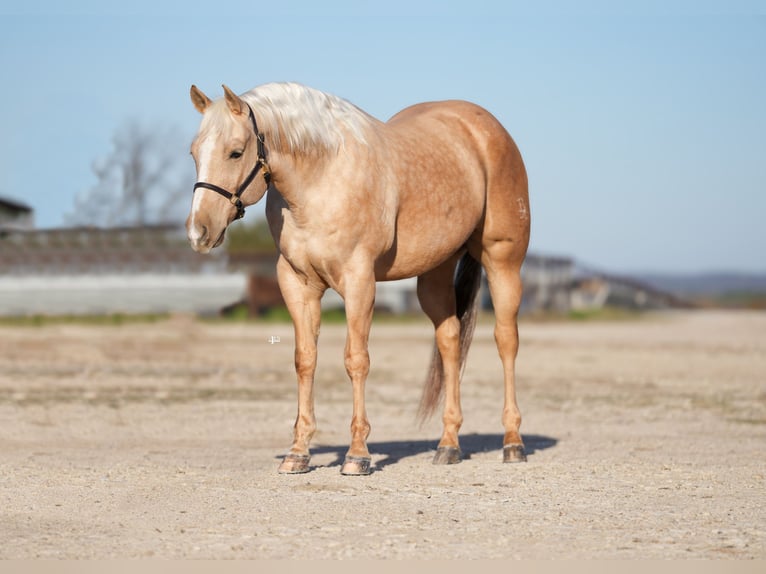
0 206 247 316
0 195 34 231
230 251 689 316
483 254 691 314
577 271 693 311
319 278 419 315
516 254 575 313
0 225 226 276
226 251 284 316
0 199 686 317
320 253 689 316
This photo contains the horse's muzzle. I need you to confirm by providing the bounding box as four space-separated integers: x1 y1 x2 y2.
189 225 226 254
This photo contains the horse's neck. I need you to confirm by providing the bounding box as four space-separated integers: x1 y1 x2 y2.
260 105 383 213
264 152 317 213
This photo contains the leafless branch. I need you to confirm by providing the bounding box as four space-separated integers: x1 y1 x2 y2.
65 120 193 227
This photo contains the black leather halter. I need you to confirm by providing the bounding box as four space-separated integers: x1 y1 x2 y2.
192 105 271 220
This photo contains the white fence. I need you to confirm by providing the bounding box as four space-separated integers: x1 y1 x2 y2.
0 273 248 316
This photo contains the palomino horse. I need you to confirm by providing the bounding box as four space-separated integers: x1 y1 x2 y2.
187 83 530 475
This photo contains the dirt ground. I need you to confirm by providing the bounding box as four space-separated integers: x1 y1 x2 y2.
0 310 764 559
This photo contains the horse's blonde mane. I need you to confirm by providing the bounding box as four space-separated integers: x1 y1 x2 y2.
204 82 374 156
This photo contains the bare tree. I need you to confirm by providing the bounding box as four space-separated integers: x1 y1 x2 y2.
66 120 193 227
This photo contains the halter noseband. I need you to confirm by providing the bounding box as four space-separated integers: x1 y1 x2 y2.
192 105 271 220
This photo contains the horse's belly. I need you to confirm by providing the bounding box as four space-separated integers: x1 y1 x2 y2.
374 219 477 281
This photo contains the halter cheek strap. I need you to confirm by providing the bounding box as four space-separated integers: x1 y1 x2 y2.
192 105 271 220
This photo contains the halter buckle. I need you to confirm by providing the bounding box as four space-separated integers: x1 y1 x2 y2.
230 196 245 220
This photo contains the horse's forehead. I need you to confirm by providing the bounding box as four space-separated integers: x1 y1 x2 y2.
197 105 247 143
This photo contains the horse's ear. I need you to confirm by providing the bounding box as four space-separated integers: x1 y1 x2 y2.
190 85 212 114
222 84 245 116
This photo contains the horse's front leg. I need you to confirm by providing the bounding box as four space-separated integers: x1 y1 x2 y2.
339 268 376 475
276 256 325 474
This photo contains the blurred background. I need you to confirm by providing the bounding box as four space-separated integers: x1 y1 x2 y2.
1 0 764 319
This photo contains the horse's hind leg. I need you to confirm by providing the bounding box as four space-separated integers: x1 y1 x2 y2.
477 130 529 462
482 250 527 462
417 256 464 464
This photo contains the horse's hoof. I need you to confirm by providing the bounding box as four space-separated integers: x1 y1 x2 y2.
503 444 527 463
433 446 462 465
278 453 311 474
340 456 372 475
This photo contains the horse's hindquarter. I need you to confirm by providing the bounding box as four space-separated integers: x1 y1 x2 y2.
375 100 526 280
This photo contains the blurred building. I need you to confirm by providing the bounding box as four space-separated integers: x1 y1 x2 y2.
482 253 691 314
0 198 685 317
0 196 34 231
0 207 247 316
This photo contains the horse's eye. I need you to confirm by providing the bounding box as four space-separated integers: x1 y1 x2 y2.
229 150 243 160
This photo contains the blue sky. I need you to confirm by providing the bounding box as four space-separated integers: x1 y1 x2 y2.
1 0 764 273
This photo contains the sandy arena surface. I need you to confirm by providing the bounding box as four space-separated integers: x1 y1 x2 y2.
0 310 764 559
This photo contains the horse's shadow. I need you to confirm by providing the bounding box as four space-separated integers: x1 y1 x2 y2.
277 433 557 472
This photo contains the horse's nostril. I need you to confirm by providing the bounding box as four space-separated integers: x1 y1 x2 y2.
189 222 209 249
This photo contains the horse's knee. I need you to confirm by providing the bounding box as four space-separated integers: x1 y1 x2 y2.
494 321 519 344
294 348 317 380
344 349 370 380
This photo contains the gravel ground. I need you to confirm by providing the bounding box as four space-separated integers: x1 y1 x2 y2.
0 310 764 559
